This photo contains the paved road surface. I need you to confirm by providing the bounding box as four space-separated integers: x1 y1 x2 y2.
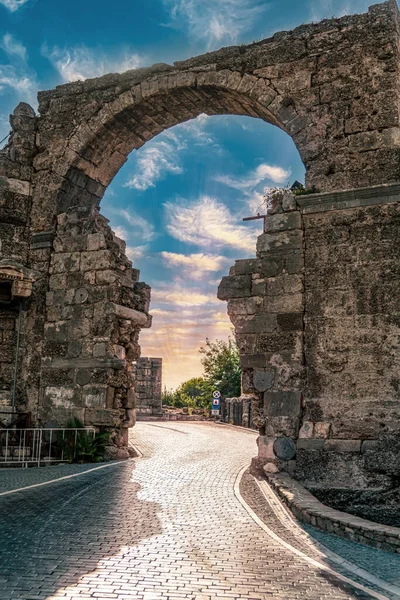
0 422 396 600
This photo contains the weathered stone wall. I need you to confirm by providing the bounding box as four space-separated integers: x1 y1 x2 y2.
223 396 258 428
218 190 305 474
134 357 163 417
0 103 37 417
1 0 400 459
218 183 400 499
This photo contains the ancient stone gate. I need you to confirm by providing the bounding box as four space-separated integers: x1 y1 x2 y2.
0 1 399 481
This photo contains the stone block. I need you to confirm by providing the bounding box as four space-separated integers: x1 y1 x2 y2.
87 233 107 252
286 252 304 274
253 370 275 392
82 385 108 408
264 212 302 233
361 440 378 453
95 270 117 284
50 252 80 274
234 259 261 275
257 230 303 255
217 275 252 300
240 354 269 369
44 321 67 342
85 408 120 427
314 421 331 439
297 439 326 450
266 415 299 438
282 193 297 212
263 462 279 474
234 314 277 334
324 439 361 452
252 279 266 295
44 385 82 408
124 387 136 409
260 255 285 278
277 312 303 331
75 369 92 386
267 274 303 296
265 293 303 313
257 436 276 460
264 391 301 417
114 345 126 360
68 318 91 339
80 249 114 272
93 342 106 358
299 421 314 438
227 297 264 316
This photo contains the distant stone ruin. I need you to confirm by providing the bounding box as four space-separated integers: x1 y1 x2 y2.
134 357 163 418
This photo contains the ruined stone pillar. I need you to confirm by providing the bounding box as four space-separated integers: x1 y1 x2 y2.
0 103 37 420
218 190 304 473
134 357 163 418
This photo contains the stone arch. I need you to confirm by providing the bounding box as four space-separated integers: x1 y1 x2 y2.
1 0 400 463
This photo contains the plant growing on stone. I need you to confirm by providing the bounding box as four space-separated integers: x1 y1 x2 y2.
60 418 110 463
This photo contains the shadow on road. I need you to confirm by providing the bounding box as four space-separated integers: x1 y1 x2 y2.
318 568 381 599
0 461 162 599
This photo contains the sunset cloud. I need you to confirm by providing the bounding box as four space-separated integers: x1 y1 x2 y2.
140 304 232 388
165 195 258 255
215 162 291 191
152 285 220 307
161 251 228 280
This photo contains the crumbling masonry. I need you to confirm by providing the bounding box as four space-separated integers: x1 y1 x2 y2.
0 1 399 487
134 357 163 418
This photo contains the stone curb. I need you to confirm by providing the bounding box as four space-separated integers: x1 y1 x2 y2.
234 467 391 600
267 473 400 554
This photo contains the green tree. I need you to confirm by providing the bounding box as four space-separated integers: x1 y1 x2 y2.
162 378 213 409
199 336 241 399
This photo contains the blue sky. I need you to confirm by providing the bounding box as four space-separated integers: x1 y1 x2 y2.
0 0 382 387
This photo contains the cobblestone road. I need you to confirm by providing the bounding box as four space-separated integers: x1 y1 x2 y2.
0 422 396 600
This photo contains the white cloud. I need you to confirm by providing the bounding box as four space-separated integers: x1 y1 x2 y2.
152 284 220 307
216 163 290 191
246 191 266 214
117 209 156 243
112 225 128 240
0 114 10 145
0 35 36 105
125 139 183 190
165 195 258 254
126 245 147 261
1 34 27 61
163 0 269 49
43 45 143 83
0 0 29 11
125 115 214 191
0 64 37 105
161 251 228 280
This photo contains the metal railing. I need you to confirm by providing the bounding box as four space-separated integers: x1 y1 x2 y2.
0 427 96 466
